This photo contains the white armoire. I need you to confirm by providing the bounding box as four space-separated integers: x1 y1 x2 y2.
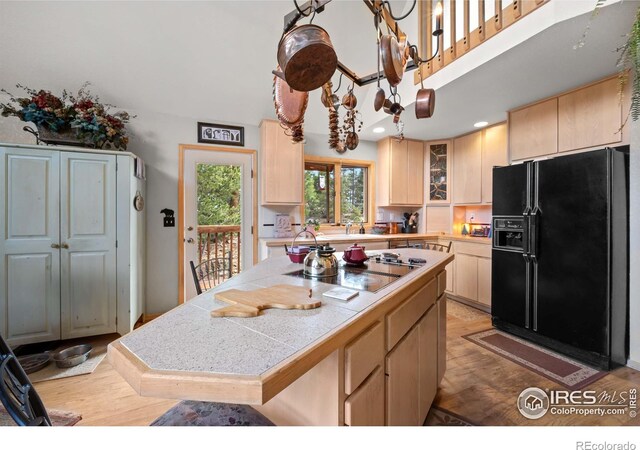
0 143 145 346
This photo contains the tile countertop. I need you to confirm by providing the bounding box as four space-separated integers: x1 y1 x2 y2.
260 233 492 246
108 248 453 405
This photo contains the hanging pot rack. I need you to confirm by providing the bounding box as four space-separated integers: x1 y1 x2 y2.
281 0 443 87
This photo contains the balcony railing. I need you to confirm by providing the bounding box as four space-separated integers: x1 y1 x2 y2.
197 225 241 278
416 0 549 83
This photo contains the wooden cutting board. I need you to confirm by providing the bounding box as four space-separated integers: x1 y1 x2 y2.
211 284 322 318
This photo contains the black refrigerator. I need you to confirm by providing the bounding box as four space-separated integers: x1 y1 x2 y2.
491 146 629 370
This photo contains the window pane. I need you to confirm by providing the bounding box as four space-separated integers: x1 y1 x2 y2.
340 166 367 224
304 163 335 224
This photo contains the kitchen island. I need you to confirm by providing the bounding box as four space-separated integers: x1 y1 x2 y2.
108 248 453 425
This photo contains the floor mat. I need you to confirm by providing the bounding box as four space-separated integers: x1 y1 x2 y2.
463 328 607 390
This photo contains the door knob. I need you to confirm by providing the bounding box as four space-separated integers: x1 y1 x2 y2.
51 243 60 249
61 243 69 249
187 226 194 231
186 238 195 244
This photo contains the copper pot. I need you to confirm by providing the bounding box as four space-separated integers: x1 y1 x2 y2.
380 34 405 87
277 24 337 92
415 88 435 119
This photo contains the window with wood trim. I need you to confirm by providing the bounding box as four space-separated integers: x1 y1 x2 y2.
303 156 374 226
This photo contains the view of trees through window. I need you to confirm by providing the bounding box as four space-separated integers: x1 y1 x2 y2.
304 162 335 223
304 161 367 225
196 163 241 226
340 166 367 224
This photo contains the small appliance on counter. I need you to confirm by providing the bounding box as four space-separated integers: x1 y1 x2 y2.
464 222 491 237
401 212 419 233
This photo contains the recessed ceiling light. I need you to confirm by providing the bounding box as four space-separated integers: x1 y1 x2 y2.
373 127 385 133
474 121 489 128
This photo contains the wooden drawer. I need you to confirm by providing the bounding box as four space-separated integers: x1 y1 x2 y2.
344 321 384 395
344 366 385 426
437 270 446 297
454 242 491 258
386 277 437 351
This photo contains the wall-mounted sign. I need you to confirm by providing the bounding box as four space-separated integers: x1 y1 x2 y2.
197 122 244 147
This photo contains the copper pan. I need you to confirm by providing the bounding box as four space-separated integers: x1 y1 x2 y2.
415 65 436 119
380 34 405 87
277 24 337 92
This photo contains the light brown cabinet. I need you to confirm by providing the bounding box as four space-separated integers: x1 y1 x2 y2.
477 257 491 307
344 366 385 426
454 253 478 301
558 77 622 152
418 304 438 421
385 325 420 426
450 123 507 205
481 123 509 203
452 131 482 204
377 137 424 206
452 242 492 308
509 98 558 161
260 120 304 205
509 75 625 161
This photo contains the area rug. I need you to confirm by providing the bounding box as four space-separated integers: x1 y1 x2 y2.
463 328 607 390
29 351 106 383
424 406 475 426
0 406 82 426
150 400 274 426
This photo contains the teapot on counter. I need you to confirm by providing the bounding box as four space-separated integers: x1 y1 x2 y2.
342 243 369 265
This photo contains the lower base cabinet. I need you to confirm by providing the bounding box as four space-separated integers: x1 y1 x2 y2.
344 366 385 426
256 270 448 426
386 300 440 426
386 325 420 425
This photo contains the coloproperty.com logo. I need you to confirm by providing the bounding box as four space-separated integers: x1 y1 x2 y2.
517 386 637 419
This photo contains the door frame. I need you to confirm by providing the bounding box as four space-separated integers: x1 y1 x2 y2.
178 143 258 304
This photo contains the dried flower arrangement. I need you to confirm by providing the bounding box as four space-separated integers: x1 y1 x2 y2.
0 82 134 150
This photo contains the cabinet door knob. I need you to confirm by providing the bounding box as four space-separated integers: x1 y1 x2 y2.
186 238 195 244
187 226 194 231
51 243 60 249
61 243 69 249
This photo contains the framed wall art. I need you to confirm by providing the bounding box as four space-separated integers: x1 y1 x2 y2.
426 140 451 204
197 122 244 147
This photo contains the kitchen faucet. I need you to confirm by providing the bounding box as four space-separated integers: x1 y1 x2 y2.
345 221 353 235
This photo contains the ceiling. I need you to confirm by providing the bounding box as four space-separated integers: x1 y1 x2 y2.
0 0 635 142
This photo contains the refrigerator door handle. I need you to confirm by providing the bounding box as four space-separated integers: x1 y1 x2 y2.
530 206 540 259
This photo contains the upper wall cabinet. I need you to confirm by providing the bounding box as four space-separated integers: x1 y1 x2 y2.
481 123 508 204
452 123 508 205
509 75 625 162
558 77 622 152
260 120 304 205
509 98 558 161
452 131 482 204
377 137 424 206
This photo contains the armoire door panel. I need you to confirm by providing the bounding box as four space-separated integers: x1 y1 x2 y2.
0 147 61 345
60 152 117 339
6 253 60 343
67 159 108 237
64 251 113 333
7 155 51 238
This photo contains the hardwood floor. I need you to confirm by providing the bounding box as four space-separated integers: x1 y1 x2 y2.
34 334 177 426
33 301 640 426
436 299 640 426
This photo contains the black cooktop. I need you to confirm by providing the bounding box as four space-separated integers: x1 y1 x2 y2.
284 259 420 293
